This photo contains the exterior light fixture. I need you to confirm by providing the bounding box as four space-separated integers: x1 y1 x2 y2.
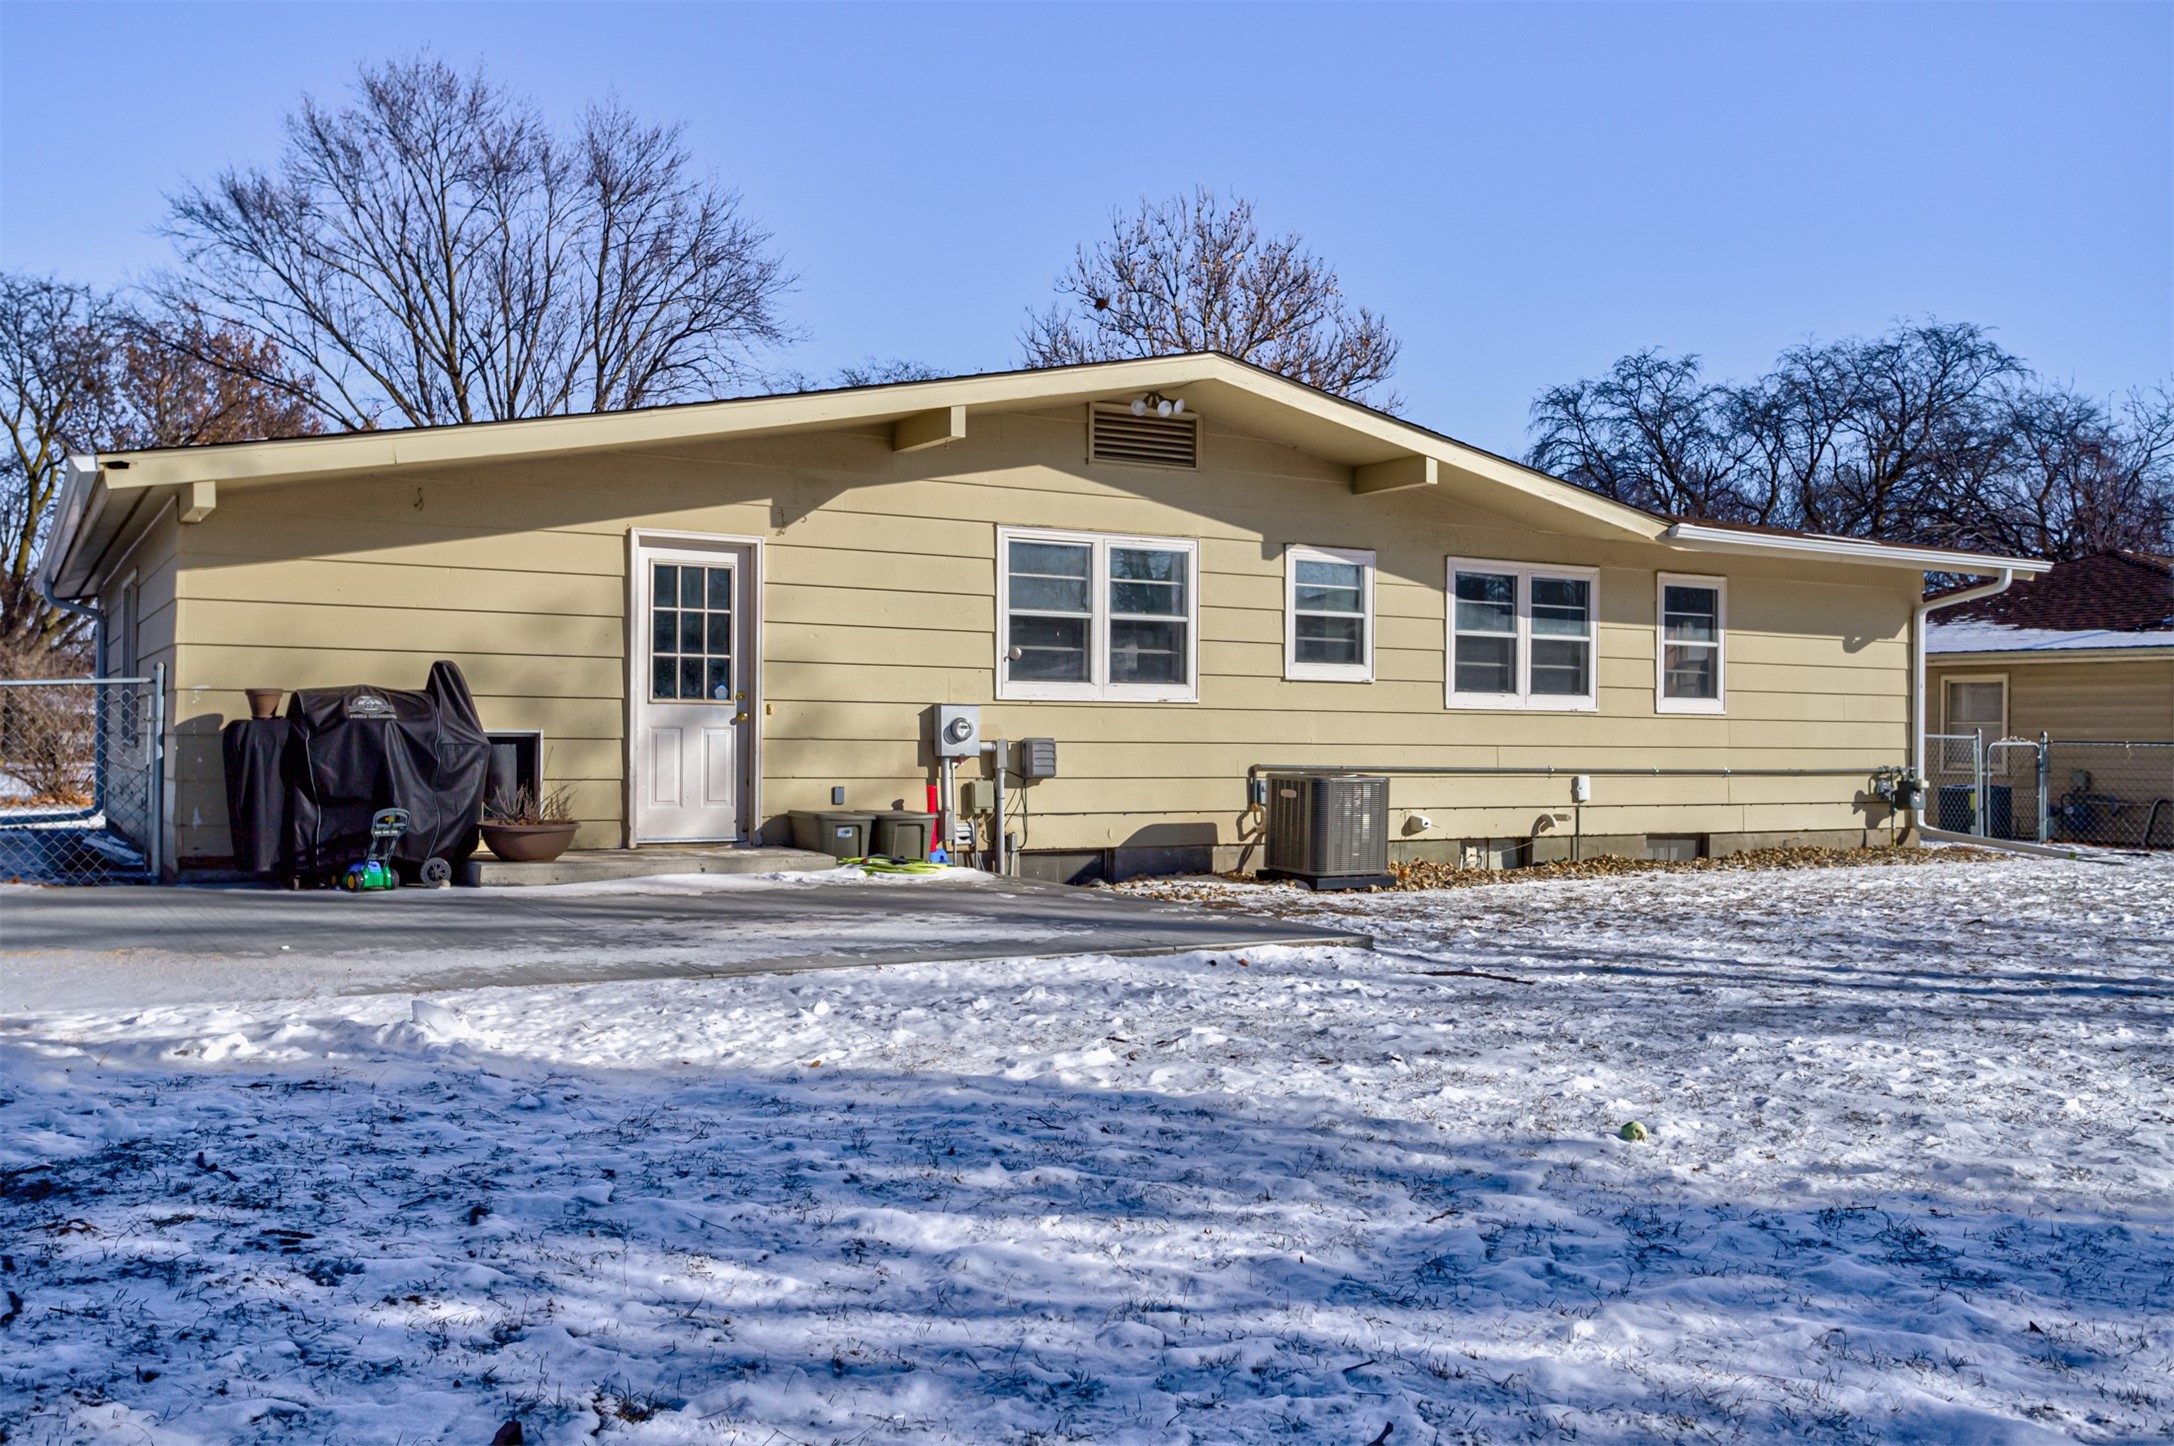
1130 392 1187 418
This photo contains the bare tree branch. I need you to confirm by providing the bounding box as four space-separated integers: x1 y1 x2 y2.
1527 321 2172 560
1021 188 1401 408
162 56 793 430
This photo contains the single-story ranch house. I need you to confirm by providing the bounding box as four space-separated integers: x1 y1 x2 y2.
38 353 2047 881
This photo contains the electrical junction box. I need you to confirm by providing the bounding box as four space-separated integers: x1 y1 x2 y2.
960 778 997 814
1017 737 1058 780
935 704 981 758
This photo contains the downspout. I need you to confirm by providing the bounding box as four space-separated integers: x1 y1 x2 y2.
1911 567 2014 840
37 573 104 676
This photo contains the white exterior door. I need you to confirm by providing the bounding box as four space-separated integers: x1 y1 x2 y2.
633 544 753 842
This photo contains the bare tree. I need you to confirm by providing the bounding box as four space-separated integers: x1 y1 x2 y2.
1 275 124 672
834 358 947 388
1527 351 1759 521
119 309 325 449
164 56 792 430
1527 321 2171 558
1022 188 1401 407
1 275 324 676
1975 385 2174 559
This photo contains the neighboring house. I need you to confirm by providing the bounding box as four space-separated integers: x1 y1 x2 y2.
1926 551 2173 843
37 353 2045 882
1927 551 2174 748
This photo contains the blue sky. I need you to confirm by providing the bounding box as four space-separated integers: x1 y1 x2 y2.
2 1 2167 454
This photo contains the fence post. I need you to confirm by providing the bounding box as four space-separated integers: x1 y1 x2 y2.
150 663 167 882
2036 732 2050 844
1972 732 1986 836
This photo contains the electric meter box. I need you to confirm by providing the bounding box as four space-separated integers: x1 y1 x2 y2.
934 704 981 758
1017 737 1058 780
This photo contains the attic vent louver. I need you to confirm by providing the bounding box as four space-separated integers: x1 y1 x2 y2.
1089 404 1198 469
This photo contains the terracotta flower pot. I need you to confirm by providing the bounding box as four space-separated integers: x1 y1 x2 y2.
245 688 284 720
479 820 578 863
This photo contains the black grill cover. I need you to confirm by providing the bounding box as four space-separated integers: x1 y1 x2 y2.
220 719 292 875
283 661 490 879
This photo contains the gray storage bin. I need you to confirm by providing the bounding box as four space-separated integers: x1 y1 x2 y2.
871 810 936 860
790 810 875 859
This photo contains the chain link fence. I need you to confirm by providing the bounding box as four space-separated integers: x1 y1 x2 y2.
1926 731 2174 850
0 670 164 883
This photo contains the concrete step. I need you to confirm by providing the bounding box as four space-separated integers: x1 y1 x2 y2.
464 845 840 887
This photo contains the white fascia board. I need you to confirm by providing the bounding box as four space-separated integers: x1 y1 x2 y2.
35 456 103 594
1662 522 2052 576
1926 644 2174 665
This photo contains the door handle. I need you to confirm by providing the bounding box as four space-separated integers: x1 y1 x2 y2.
732 711 750 724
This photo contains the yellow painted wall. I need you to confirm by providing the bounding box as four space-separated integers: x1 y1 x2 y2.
1929 655 2174 745
153 407 1921 864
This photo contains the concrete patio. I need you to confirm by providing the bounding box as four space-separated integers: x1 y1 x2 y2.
0 870 1371 1013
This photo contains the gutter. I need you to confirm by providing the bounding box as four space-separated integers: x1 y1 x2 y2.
1911 568 2016 835
1663 521 2051 577
33 457 105 674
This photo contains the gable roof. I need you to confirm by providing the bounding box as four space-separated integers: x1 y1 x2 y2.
38 351 2049 598
1932 551 2173 632
1926 551 2174 657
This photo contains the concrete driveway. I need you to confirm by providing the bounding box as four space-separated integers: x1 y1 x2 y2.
0 871 1370 1013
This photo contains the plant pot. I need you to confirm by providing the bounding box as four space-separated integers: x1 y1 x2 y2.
245 688 284 720
479 821 578 863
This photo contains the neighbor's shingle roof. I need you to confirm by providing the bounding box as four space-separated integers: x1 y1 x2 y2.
1933 551 2174 632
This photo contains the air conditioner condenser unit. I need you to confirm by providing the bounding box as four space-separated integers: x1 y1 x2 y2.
1259 774 1393 890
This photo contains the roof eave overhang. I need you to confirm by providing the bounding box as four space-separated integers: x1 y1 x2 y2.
1926 643 2174 664
1663 521 2053 576
72 353 1667 536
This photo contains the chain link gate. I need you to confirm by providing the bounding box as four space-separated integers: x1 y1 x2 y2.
0 667 165 883
1925 730 2173 850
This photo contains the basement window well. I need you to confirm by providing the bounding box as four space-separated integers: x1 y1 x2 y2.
997 526 1199 703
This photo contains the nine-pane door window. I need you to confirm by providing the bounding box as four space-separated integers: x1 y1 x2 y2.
650 561 734 702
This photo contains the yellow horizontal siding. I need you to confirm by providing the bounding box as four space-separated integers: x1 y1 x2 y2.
155 412 1917 861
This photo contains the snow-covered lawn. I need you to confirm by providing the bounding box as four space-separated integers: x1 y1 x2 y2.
4 855 2170 1443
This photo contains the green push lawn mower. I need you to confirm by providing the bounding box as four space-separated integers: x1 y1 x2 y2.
341 808 410 892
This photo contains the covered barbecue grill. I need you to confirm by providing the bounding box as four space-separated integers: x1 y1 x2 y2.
222 660 491 885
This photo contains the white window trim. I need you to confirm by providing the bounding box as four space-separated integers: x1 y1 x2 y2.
1283 544 1375 683
996 525 1200 703
1654 572 1727 715
1940 671 2009 776
1445 558 1600 712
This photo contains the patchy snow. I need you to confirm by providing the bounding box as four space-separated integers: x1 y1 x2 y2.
524 864 996 896
1927 619 2174 654
3 855 2171 1443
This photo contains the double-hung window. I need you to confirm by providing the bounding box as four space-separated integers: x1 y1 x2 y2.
998 526 1199 702
1655 574 1726 714
1941 675 2008 776
1284 545 1374 682
1445 559 1598 711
